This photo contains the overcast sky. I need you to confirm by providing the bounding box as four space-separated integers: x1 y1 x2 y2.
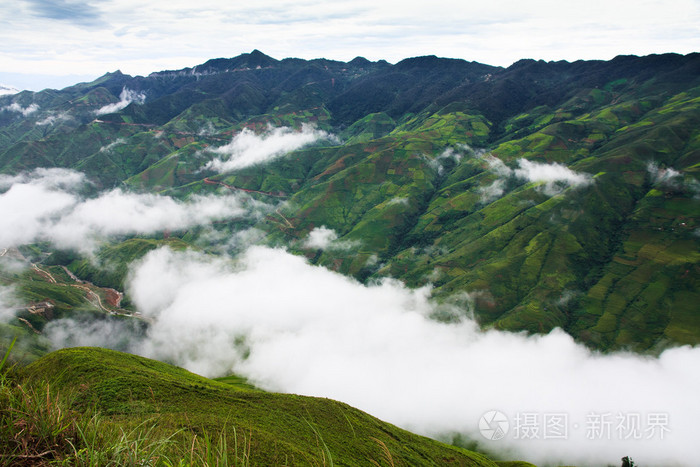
1 0 699 91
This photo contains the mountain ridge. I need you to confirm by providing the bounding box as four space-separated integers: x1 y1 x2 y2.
0 50 698 353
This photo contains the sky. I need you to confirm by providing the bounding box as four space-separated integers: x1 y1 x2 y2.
1 0 699 91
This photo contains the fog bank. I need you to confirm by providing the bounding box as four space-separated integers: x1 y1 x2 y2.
127 246 699 467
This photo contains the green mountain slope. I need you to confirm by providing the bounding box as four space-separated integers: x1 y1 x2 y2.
15 347 504 466
0 51 698 354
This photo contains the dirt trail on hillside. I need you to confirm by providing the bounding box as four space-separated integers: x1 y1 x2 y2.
32 264 57 283
203 177 286 198
60 266 124 310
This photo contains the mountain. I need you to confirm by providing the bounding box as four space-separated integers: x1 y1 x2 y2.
0 346 510 465
1 50 698 466
0 51 698 354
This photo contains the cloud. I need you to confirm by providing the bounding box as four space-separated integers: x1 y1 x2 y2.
43 316 144 352
479 156 593 201
0 169 80 247
303 226 360 251
303 226 338 249
99 138 126 153
0 84 20 96
514 158 593 195
478 155 512 202
35 111 71 126
647 161 681 185
387 197 409 206
647 162 700 198
429 145 489 177
428 147 463 176
0 167 87 190
0 168 263 254
1 102 39 116
125 245 700 467
24 0 104 27
204 124 335 172
0 285 19 322
94 88 146 116
4 0 700 92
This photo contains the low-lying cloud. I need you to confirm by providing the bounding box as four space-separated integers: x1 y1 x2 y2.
125 245 699 467
1 102 39 116
0 285 19 322
480 156 593 201
35 111 71 126
205 124 335 173
514 158 592 194
94 88 146 116
303 226 360 251
0 85 20 96
98 138 125 153
0 168 264 254
647 161 700 197
303 226 338 249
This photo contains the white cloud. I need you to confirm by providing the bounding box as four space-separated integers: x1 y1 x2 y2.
387 197 409 206
99 138 126 153
647 162 700 197
35 111 71 126
0 170 80 247
1 102 39 116
515 158 593 195
94 88 146 116
303 226 360 251
478 179 507 203
647 161 681 185
479 156 592 200
428 147 463 176
43 317 143 351
0 285 19 322
204 124 335 172
304 226 338 250
3 0 699 91
478 155 513 202
49 190 250 252
0 168 262 254
126 245 700 467
0 84 20 96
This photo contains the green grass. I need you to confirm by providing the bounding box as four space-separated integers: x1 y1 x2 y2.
0 346 507 466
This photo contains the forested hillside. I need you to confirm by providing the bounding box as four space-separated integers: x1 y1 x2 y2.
1 50 698 353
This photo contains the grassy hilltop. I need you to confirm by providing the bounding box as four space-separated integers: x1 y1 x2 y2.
1 345 513 466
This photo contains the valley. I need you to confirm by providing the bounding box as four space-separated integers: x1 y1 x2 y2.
1 50 699 466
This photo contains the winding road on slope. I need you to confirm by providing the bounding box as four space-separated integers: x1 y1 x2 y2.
203 177 287 198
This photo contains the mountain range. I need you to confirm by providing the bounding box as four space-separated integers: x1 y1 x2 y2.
0 49 699 465
2 50 697 351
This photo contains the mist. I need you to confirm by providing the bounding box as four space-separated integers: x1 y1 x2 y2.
124 245 699 467
94 88 146 116
1 102 39 116
35 111 72 126
0 168 263 254
0 285 18 322
205 124 335 172
302 226 359 251
2 160 696 466
480 156 593 201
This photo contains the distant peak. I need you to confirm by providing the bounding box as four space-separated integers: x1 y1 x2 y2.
237 49 278 67
348 56 371 67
